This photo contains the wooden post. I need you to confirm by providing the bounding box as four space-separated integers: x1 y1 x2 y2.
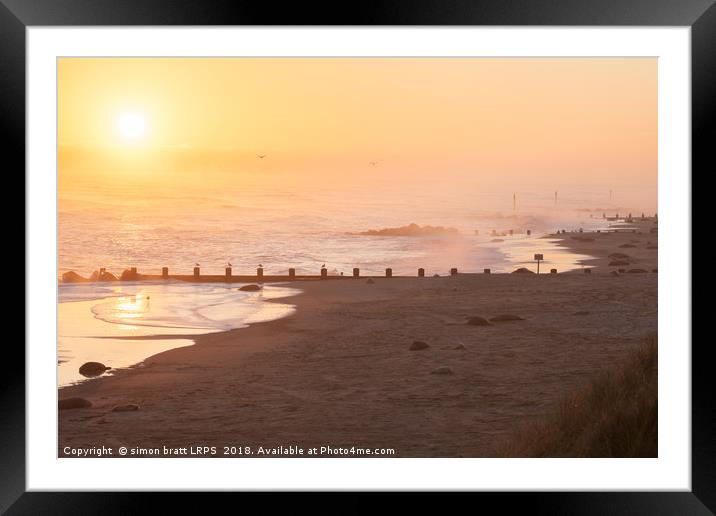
257 267 264 279
288 268 296 278
162 267 168 278
484 268 491 274
385 268 392 278
450 268 458 276
550 268 557 274
100 267 106 275
193 267 200 278
225 267 232 278
131 267 137 275
320 267 328 279
527 230 531 236
353 268 360 278
418 268 425 277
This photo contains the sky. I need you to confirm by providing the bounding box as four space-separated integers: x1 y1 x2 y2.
58 57 657 210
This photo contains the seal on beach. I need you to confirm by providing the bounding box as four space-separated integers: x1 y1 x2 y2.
59 397 93 410
79 361 111 378
431 366 454 375
112 404 140 412
490 314 524 322
466 316 490 326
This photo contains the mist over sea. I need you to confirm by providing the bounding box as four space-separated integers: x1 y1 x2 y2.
58 179 641 279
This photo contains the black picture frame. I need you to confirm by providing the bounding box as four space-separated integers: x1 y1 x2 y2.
5 0 710 512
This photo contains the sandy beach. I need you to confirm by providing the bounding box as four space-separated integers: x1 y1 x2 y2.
58 218 657 457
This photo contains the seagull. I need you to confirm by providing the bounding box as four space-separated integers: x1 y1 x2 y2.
228 262 232 267
369 161 378 166
258 264 263 268
195 263 200 266
258 155 267 159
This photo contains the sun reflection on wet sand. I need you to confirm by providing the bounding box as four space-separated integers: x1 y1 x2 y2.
58 283 299 387
114 292 149 320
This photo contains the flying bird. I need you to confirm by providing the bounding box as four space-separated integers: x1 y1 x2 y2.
195 263 200 267
369 161 378 166
228 262 232 267
258 264 263 268
321 263 326 268
258 155 267 159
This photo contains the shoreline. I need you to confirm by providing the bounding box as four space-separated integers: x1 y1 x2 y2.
545 217 658 272
58 218 657 457
58 225 600 284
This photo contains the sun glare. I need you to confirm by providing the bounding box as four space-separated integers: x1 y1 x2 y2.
116 112 147 141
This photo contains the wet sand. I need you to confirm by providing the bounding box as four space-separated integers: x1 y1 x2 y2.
58 218 657 457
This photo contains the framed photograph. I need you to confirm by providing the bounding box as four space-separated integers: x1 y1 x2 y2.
6 0 711 511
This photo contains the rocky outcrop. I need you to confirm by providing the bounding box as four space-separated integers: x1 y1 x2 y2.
90 270 118 281
61 271 89 283
356 223 459 237
120 269 139 281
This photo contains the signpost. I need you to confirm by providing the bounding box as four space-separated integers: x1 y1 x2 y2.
534 253 544 274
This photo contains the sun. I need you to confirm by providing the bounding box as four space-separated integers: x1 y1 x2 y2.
116 112 147 141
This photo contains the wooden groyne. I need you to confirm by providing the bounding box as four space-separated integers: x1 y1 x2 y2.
62 266 463 284
60 264 591 284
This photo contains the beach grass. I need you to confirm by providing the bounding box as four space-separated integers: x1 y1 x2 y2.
496 335 657 457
